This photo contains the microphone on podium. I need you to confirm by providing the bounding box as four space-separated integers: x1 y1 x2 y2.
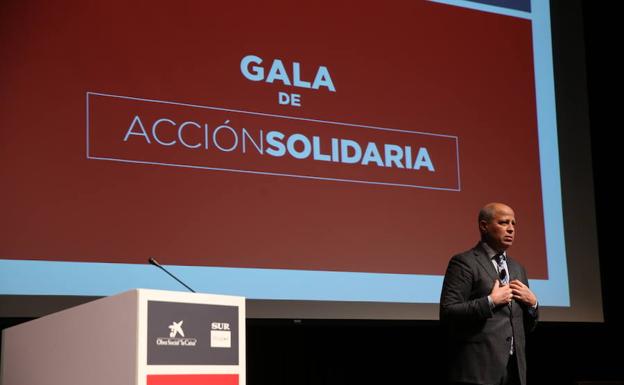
148 257 196 293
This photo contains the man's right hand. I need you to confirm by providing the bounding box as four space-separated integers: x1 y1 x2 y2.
490 280 513 306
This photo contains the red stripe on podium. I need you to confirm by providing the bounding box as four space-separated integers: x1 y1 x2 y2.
147 374 238 385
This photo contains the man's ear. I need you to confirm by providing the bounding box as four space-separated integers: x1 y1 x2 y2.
479 220 488 235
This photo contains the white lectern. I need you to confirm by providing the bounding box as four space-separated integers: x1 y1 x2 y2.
1 289 245 385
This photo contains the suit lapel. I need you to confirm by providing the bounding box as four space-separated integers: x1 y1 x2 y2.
506 256 519 312
506 256 520 282
473 243 498 281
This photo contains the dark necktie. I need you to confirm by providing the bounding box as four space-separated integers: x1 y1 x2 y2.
495 253 514 355
495 253 509 285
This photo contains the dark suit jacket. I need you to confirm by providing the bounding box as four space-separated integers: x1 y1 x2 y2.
440 243 538 385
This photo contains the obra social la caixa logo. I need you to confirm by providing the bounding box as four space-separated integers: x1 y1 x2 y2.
156 320 197 347
155 320 232 348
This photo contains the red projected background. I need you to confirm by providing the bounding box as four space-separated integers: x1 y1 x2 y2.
0 1 547 278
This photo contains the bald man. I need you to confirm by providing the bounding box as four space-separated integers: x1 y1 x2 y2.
440 203 538 385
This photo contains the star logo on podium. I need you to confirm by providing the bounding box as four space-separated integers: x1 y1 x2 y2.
168 320 185 338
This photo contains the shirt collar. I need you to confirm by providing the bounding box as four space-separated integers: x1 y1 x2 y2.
481 242 506 261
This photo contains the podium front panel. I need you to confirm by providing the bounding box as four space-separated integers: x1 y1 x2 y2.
137 289 246 385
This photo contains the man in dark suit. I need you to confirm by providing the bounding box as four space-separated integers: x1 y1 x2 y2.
440 203 538 385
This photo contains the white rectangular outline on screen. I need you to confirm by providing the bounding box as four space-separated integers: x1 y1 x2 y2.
86 92 462 191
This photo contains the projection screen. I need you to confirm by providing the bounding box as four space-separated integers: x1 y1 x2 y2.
0 0 602 321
